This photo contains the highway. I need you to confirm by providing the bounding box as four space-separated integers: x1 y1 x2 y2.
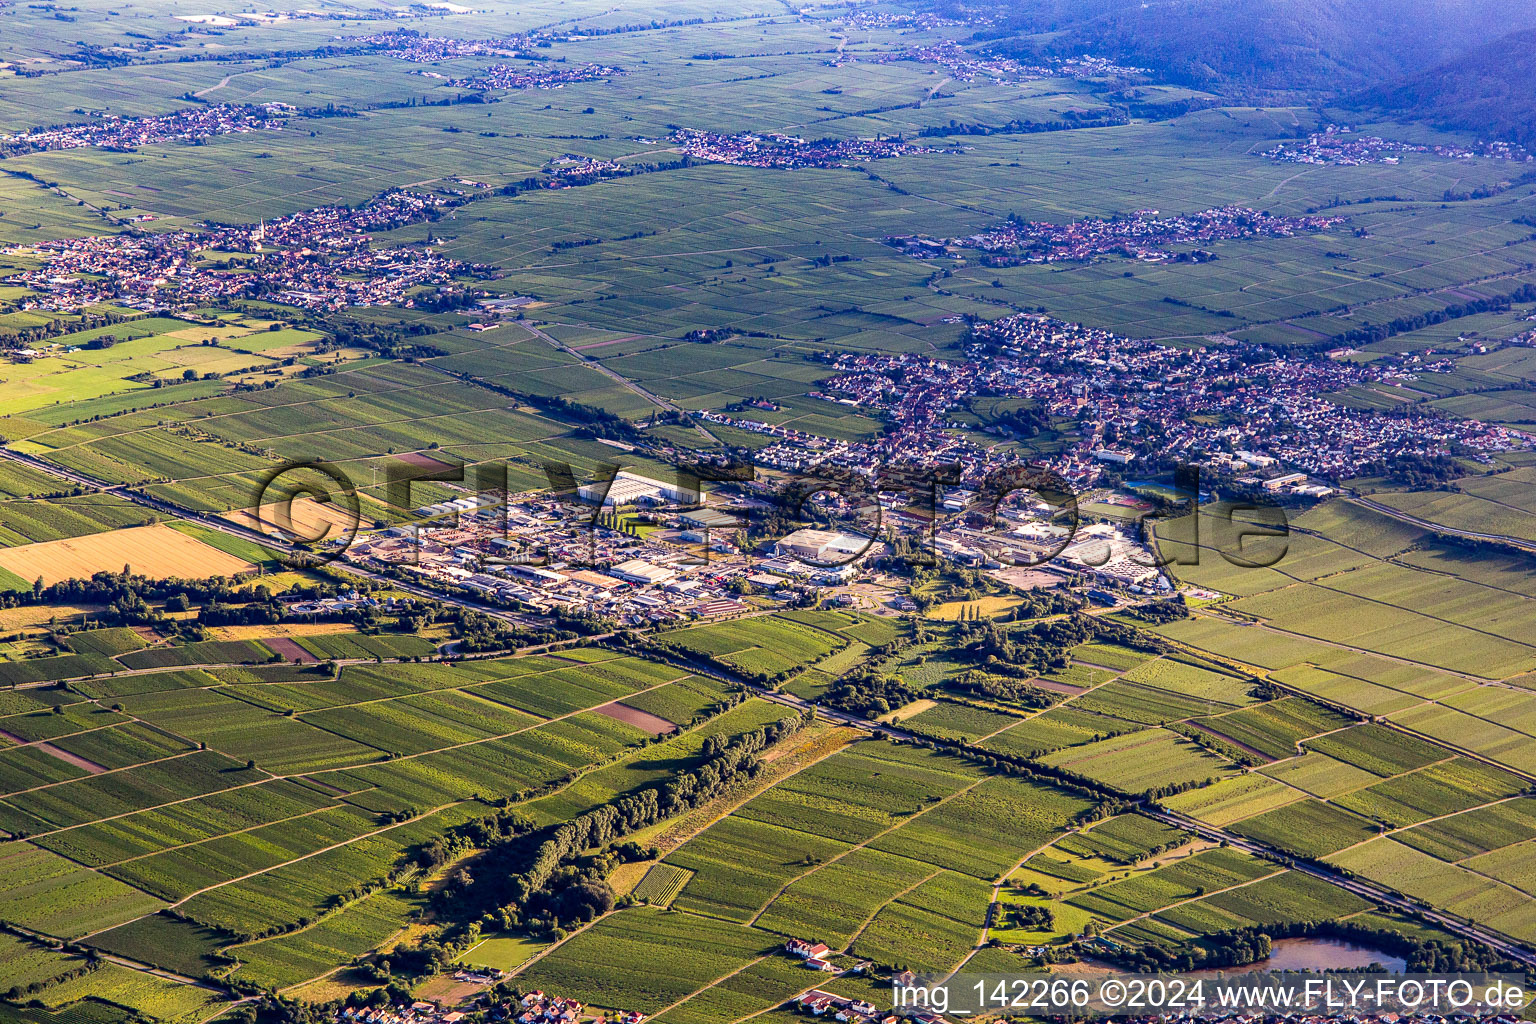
1143 806 1536 970
1349 495 1536 556
672 633 1536 969
8 444 1536 966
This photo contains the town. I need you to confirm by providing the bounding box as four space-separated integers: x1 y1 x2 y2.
3 189 491 312
809 313 1526 484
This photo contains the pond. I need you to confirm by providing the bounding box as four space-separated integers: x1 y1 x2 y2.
1247 936 1407 973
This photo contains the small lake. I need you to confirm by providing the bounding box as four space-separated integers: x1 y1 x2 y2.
1071 937 1407 977
1195 937 1408 975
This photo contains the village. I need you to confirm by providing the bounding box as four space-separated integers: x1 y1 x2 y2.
322 939 1535 1024
855 38 1147 83
888 206 1347 265
345 28 549 61
1262 125 1534 165
0 103 294 156
693 308 1528 509
449 61 626 91
669 128 948 169
329 940 904 1024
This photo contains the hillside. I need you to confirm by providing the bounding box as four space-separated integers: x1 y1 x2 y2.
954 0 1536 94
1348 28 1536 146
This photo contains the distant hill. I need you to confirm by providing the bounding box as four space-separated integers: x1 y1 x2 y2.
1347 28 1536 146
951 0 1536 95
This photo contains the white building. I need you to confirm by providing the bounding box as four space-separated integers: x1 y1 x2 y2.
609 559 677 586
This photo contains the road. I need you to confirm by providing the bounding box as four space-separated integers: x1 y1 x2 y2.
8 445 1536 966
4 922 245 998
1143 807 1536 970
1349 495 1536 555
660 639 1536 968
0 445 551 631
518 320 722 444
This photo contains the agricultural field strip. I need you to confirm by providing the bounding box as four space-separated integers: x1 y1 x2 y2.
841 868 947 953
1249 653 1536 787
3 926 232 1003
91 805 340 870
639 728 860 862
1169 617 1536 771
0 717 130 754
1243 572 1536 664
1180 719 1277 761
508 729 862 990
220 887 420 983
1325 792 1530 862
1099 864 1288 933
8 666 690 846
1157 244 1536 344
963 652 1142 742
1162 658 1536 826
1193 608 1496 685
18 357 577 488
741 776 989 926
1165 512 1536 684
15 356 479 453
505 905 625 983
515 322 720 444
75 797 466 939
7 646 547 689
643 953 777 1021
1193 709 1381 763
1 745 205 801
977 825 1092 945
68 670 714 939
1159 639 1536 897
963 655 1138 741
495 738 876 974
1383 694 1536 752
1250 267 1536 338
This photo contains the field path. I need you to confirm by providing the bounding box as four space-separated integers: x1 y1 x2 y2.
1326 791 1526 859
963 827 1082 963
962 652 1142 748
1181 719 1271 761
1101 865 1286 935
647 954 773 1020
744 777 987 926
841 867 944 951
194 73 239 98
500 727 858 990
518 320 722 445
503 906 621 980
